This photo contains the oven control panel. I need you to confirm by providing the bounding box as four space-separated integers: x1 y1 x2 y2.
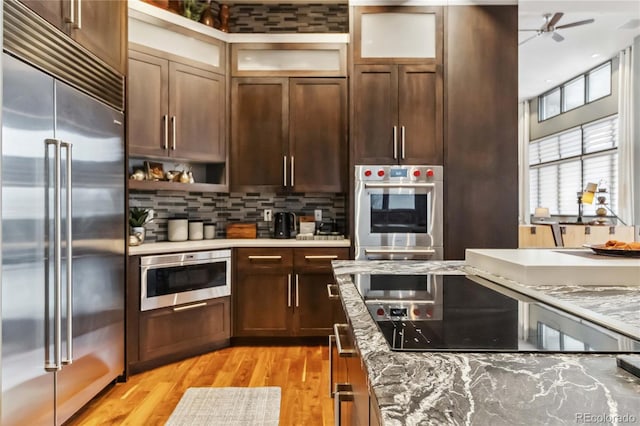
355 165 443 182
366 302 441 321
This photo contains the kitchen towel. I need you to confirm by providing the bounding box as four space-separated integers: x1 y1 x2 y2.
165 386 281 426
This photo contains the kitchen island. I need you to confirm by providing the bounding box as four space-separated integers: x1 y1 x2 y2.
332 259 640 425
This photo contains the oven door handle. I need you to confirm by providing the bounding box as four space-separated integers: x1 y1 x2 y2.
141 258 227 269
364 182 436 189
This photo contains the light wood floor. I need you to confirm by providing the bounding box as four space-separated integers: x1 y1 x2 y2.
66 345 333 426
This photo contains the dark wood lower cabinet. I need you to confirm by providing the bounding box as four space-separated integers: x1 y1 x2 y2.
127 255 231 374
235 253 292 337
234 247 349 338
139 297 231 362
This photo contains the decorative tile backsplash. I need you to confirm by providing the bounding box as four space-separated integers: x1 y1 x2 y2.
228 3 348 33
130 190 347 241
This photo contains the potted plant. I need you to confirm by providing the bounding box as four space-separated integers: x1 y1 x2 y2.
129 207 151 246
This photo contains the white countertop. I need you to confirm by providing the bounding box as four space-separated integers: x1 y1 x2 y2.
128 238 351 255
466 248 640 286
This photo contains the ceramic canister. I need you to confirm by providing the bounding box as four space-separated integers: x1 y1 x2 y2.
188 220 204 240
167 218 188 242
204 224 216 239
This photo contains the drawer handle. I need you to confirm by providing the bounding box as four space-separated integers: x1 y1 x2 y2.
334 383 354 426
304 255 338 260
334 324 357 356
328 334 335 397
248 255 283 260
327 284 340 300
173 302 207 312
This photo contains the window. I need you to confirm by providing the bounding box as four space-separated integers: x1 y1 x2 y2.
562 76 585 112
539 87 560 120
529 116 618 217
587 62 612 102
538 61 611 122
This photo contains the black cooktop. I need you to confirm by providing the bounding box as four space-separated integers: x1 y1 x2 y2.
353 273 640 353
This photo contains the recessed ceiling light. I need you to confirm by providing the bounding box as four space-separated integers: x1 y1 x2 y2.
545 79 554 83
591 53 601 58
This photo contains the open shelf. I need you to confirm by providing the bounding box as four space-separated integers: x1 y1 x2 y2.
128 179 227 193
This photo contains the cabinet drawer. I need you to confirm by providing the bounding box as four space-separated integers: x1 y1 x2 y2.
139 297 230 361
294 247 350 271
236 248 294 270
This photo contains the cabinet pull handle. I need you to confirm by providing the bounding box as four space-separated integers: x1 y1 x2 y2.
305 255 338 260
295 274 299 307
334 324 357 356
173 302 207 312
163 115 169 150
247 255 282 260
66 0 75 25
401 125 406 159
74 0 82 29
290 156 295 187
392 126 398 159
334 384 354 426
287 274 292 307
171 116 176 150
327 284 340 300
283 156 287 187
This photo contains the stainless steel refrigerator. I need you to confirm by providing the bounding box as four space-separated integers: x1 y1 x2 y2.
1 53 125 425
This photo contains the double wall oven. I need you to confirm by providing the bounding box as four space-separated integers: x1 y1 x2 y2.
354 165 443 260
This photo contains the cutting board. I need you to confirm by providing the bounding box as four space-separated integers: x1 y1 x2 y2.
226 223 257 239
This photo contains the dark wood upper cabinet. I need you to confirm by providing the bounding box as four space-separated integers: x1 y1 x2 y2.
128 50 169 158
289 78 347 193
170 62 226 161
20 0 66 29
230 78 289 192
231 77 347 193
397 65 443 165
19 0 126 74
352 64 442 165
72 0 127 74
128 46 226 163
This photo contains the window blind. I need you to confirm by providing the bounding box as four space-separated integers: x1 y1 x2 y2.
528 116 618 217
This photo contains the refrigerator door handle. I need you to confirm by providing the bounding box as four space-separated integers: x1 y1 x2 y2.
45 139 63 372
62 141 73 366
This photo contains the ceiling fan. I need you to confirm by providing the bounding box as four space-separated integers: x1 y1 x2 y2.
519 12 595 46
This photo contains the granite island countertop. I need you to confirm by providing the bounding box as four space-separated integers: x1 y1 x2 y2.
332 260 640 426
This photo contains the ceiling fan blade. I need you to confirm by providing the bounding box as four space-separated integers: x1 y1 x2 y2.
556 18 595 30
519 33 540 46
547 12 564 28
519 29 540 32
551 32 565 42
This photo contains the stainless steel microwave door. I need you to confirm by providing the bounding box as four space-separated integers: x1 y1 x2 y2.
1 53 56 426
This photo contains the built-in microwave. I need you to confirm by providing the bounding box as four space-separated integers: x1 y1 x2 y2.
354 165 443 260
140 249 231 311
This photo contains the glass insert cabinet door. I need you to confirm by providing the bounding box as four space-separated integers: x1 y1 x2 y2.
353 6 443 64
